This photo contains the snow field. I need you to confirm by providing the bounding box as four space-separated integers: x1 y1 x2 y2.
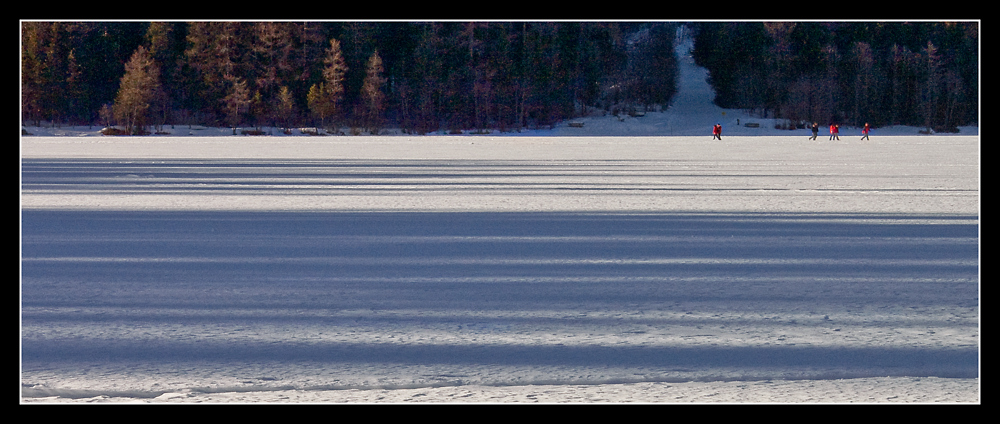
19 27 978 402
20 134 979 403
19 135 979 214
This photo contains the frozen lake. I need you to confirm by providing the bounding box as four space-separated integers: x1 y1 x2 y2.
20 135 979 403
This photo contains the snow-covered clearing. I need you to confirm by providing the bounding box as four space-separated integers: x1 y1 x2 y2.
20 31 978 403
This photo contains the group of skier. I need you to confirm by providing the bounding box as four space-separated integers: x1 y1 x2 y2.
711 122 872 140
809 122 871 140
810 123 841 140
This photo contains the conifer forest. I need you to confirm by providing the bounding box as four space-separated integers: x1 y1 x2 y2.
21 21 978 135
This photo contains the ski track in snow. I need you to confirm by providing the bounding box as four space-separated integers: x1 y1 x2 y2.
20 29 979 404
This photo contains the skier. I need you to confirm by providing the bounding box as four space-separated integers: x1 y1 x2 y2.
829 123 840 140
809 122 819 140
712 123 722 140
861 123 871 140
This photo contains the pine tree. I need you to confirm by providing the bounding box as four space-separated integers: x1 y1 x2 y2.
184 22 249 123
275 85 296 133
112 45 162 135
887 44 910 126
41 22 69 124
21 22 47 126
145 22 173 61
850 41 875 127
144 22 182 129
251 22 294 109
99 103 114 128
479 22 517 132
340 22 378 112
921 40 941 133
249 90 265 131
359 50 386 134
221 74 250 132
65 48 88 124
320 38 348 130
464 22 497 132
940 69 965 131
411 23 445 133
306 82 330 129
291 22 327 90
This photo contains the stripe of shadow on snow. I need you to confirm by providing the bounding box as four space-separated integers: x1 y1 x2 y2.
20 337 978 379
21 210 979 301
22 210 979 380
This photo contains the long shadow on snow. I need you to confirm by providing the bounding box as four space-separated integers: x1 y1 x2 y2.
21 210 979 377
23 158 975 194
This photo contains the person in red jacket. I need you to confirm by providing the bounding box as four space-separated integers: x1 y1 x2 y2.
829 123 840 140
712 123 722 140
861 123 871 140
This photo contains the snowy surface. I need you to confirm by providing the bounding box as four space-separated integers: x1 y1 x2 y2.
20 33 979 403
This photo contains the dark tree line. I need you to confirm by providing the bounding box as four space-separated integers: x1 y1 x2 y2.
22 21 680 134
24 21 976 135
691 21 978 132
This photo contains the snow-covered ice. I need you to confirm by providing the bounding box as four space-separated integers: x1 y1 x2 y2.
20 32 979 403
